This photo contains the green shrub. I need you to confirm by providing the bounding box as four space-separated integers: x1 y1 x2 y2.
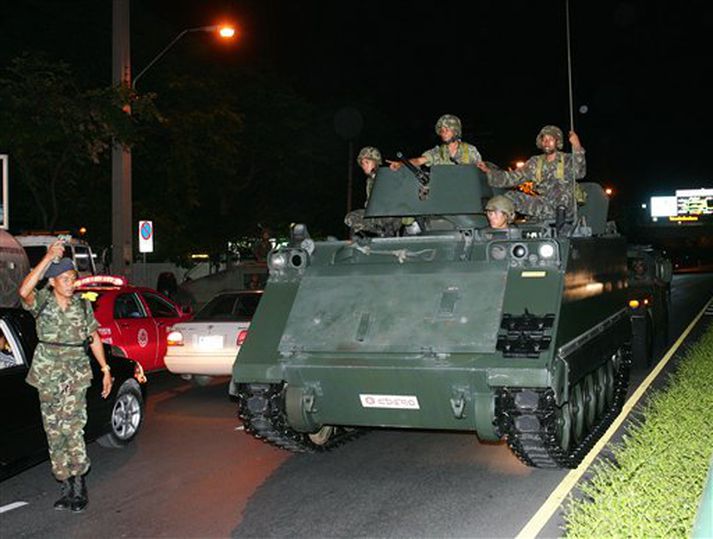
564 324 713 538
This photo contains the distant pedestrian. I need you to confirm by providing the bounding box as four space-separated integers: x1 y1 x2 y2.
478 125 587 220
19 240 112 513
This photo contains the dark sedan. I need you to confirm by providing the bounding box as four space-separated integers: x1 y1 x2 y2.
0 307 147 481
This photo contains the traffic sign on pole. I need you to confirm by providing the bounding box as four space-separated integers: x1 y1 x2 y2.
138 220 154 253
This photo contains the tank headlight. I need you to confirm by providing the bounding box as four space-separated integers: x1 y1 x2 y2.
268 251 288 271
490 244 507 260
538 243 556 259
511 244 528 259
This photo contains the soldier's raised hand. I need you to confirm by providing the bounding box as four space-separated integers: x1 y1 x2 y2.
569 131 582 151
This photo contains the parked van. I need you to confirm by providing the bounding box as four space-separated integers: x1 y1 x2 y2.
16 233 97 277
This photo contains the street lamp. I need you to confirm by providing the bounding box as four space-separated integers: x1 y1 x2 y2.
132 25 237 89
111 2 235 277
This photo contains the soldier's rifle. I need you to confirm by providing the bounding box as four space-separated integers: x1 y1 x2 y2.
396 152 430 200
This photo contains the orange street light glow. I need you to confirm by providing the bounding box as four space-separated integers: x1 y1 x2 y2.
219 25 236 38
605 187 613 196
515 161 525 169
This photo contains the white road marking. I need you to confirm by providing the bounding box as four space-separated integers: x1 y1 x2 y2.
516 295 713 539
0 501 29 514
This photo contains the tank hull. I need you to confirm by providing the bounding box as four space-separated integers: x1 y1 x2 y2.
231 234 629 446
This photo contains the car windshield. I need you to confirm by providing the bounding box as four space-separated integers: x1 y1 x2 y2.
193 293 261 322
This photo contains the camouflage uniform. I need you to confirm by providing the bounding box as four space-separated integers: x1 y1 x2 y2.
24 288 98 481
345 148 401 236
486 149 586 220
421 141 482 167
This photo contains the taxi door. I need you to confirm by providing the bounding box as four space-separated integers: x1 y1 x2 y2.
138 291 184 370
112 293 159 371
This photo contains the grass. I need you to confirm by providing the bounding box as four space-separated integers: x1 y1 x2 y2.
563 323 713 538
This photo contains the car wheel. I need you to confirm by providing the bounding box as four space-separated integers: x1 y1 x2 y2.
97 380 144 448
191 375 213 386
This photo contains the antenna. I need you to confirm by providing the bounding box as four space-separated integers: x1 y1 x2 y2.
565 0 578 227
565 0 575 132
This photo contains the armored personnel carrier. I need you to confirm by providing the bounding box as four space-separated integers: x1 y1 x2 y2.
626 245 672 368
229 165 632 468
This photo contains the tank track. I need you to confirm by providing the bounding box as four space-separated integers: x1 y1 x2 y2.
496 351 631 469
236 383 363 452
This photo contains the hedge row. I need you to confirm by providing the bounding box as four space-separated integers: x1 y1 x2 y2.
564 323 713 538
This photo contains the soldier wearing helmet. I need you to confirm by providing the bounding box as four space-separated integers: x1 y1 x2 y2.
344 146 400 237
485 195 515 229
477 126 586 220
388 114 482 171
356 146 382 205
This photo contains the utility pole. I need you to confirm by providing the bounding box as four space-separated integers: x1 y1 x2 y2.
112 0 132 276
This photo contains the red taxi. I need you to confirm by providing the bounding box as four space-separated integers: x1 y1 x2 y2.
76 275 192 372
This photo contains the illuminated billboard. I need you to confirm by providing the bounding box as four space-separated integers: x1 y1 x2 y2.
676 188 713 216
650 196 677 217
650 188 713 223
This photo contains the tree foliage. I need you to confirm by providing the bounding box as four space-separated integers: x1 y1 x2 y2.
0 52 159 230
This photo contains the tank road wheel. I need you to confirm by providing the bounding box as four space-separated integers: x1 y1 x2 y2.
603 357 616 408
582 374 598 429
308 426 336 446
237 383 360 452
570 383 586 444
554 401 573 452
595 365 608 418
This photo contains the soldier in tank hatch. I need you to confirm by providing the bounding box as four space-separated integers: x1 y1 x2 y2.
344 146 401 237
477 125 587 220
388 114 483 171
19 242 113 513
485 195 516 230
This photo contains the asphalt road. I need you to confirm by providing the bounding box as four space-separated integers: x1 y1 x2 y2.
1 273 712 538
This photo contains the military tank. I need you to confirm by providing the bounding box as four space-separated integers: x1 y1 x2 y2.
229 165 632 468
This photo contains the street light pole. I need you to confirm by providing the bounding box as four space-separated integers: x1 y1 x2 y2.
133 26 228 89
111 0 132 276
110 6 236 277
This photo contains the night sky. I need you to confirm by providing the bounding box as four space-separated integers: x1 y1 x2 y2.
2 0 711 239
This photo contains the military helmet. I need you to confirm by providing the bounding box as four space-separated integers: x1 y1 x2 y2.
356 146 382 166
485 195 515 221
435 114 462 138
536 125 564 150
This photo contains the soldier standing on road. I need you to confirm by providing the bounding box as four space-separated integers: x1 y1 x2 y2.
19 240 112 513
344 146 400 237
477 125 587 220
388 114 483 170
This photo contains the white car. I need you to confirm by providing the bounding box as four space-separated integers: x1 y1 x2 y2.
164 290 262 385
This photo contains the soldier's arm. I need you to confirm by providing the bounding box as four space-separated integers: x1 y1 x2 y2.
486 163 529 188
19 240 65 307
388 156 428 171
89 331 113 399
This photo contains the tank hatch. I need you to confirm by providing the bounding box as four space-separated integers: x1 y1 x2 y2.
364 165 493 218
277 263 508 355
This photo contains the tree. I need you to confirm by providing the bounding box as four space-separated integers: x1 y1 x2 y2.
0 52 159 230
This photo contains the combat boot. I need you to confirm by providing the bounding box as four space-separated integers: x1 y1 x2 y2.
53 479 72 511
69 475 88 513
